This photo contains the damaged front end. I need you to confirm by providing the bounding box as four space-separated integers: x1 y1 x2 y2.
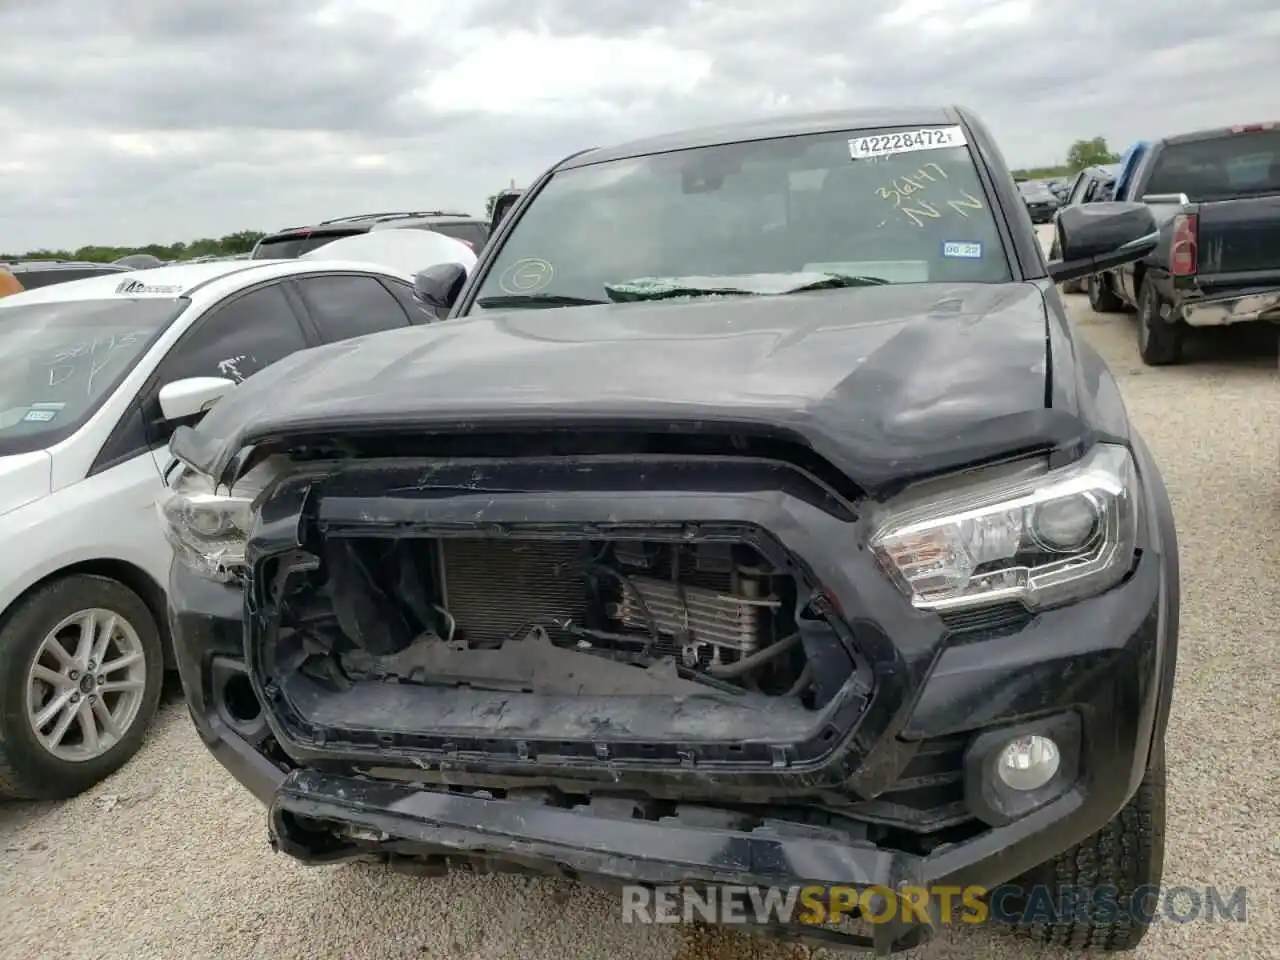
163 428 1160 955
185 446 884 783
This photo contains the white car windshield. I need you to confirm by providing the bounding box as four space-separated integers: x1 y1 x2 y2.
0 297 188 454
470 125 1011 311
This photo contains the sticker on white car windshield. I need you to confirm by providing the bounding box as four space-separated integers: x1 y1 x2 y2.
849 126 968 161
22 408 57 423
941 241 983 259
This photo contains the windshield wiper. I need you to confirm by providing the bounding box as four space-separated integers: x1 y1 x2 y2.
605 272 891 303
475 293 609 309
813 273 892 287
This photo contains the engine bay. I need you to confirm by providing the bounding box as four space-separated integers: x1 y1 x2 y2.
290 537 839 705
253 523 875 750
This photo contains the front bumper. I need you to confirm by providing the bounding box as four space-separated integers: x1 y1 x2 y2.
169 450 1175 955
272 769 932 953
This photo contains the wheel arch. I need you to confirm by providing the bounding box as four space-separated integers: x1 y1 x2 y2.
1133 260 1149 300
0 560 172 669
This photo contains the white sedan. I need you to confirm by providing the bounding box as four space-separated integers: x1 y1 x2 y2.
0 256 440 800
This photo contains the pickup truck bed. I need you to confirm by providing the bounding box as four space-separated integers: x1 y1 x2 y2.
1091 124 1280 364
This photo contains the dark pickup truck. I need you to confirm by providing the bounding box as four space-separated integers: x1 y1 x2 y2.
1087 123 1280 364
163 105 1178 955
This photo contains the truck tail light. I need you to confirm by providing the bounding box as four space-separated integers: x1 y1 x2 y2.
1230 122 1276 133
1170 213 1198 277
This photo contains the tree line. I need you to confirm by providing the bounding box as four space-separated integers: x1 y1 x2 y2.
4 137 1122 264
2 230 266 267
1010 137 1122 180
1 230 266 265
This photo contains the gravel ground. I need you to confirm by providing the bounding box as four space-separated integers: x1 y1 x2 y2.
3 226 1278 959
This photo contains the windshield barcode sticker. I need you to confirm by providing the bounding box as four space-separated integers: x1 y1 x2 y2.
849 126 967 161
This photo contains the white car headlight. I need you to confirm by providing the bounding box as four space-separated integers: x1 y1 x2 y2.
869 443 1139 612
157 457 283 582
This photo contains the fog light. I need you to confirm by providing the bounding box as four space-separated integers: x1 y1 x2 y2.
996 735 1060 791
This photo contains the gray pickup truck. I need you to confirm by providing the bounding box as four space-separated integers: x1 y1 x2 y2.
1087 123 1280 365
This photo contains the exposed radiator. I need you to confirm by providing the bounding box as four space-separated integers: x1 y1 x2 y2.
612 574 779 664
438 539 588 648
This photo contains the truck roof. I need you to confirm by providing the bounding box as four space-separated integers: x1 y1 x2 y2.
560 106 965 169
1161 122 1278 146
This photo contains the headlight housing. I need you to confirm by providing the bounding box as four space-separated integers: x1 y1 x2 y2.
157 457 282 582
869 443 1139 612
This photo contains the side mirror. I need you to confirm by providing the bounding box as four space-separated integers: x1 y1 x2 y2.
1046 202 1158 284
413 262 468 312
158 377 236 421
489 190 523 233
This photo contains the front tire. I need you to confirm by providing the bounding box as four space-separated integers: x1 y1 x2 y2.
1006 753 1167 951
0 575 164 800
1048 234 1085 293
1087 273 1126 313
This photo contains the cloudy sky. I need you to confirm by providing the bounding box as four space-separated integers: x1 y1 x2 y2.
3 0 1278 252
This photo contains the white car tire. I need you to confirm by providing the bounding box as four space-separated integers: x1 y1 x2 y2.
0 574 164 800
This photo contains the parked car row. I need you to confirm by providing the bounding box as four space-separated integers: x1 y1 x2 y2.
1051 122 1280 365
0 258 130 292
249 210 490 260
2 212 491 302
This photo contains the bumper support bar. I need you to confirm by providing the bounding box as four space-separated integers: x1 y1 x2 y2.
270 770 935 955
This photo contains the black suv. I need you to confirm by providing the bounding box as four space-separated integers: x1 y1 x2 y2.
250 212 490 260
2 259 129 290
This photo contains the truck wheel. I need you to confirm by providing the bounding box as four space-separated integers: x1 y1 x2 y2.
0 575 164 800
1048 238 1086 293
1087 274 1125 313
1137 281 1185 366
1004 752 1167 951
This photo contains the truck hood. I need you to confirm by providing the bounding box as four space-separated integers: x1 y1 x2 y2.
173 282 1087 497
0 451 52 518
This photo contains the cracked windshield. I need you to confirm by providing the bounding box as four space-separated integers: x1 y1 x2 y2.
473 129 1010 310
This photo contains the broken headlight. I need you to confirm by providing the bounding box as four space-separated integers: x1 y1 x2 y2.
157 458 282 582
870 443 1139 612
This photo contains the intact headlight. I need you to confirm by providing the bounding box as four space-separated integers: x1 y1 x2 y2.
869 443 1138 612
156 457 283 582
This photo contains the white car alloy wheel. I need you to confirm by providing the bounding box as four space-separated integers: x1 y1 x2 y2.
26 608 148 762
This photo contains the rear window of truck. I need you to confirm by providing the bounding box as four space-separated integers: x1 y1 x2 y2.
251 229 366 260
421 221 489 251
1144 130 1280 201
